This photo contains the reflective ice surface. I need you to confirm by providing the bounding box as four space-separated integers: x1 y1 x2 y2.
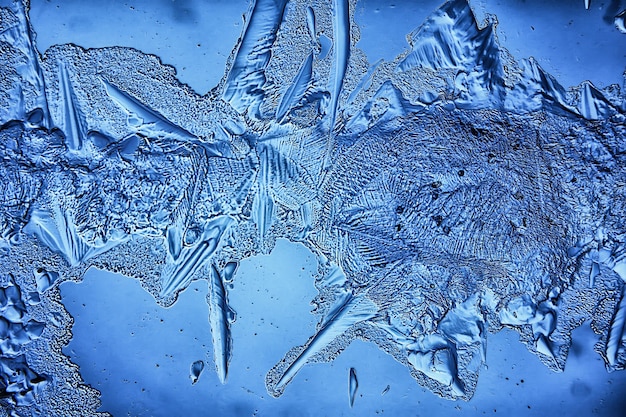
1 0 626 415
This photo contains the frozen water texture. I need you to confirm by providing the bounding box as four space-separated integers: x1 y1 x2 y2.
0 0 625 414
348 367 358 407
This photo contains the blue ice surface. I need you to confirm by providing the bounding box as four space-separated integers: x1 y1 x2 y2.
61 239 323 417
61 240 626 416
2 0 626 414
355 0 626 89
29 0 249 94
31 0 626 94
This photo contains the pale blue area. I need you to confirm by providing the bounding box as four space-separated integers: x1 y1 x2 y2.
355 0 626 88
354 0 443 62
29 0 249 94
31 0 626 94
61 240 626 416
61 240 322 416
472 0 626 88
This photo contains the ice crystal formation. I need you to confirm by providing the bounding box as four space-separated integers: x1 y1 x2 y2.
1 0 625 414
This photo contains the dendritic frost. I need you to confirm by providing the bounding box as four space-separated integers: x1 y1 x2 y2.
1 0 625 414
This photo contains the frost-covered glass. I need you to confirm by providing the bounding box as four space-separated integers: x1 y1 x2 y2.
1 0 626 415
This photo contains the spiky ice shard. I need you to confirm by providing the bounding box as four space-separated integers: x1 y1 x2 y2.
0 0 625 414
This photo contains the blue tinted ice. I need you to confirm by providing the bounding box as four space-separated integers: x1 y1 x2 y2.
1 0 626 415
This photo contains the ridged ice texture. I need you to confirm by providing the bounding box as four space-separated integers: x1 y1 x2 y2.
0 0 625 414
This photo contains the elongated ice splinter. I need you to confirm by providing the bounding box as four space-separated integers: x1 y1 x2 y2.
208 263 237 383
349 367 358 407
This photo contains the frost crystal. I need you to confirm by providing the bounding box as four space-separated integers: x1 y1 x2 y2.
1 0 625 414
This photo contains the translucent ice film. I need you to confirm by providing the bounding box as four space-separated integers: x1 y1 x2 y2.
1 0 626 415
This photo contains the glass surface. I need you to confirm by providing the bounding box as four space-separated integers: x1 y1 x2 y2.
1 0 626 416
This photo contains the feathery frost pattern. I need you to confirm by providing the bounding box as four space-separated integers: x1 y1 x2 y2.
0 0 625 413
